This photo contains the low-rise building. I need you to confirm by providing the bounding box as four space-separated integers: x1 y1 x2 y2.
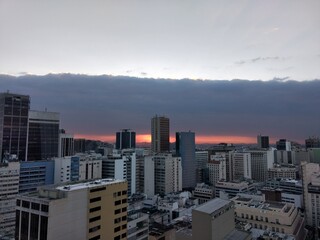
233 196 307 239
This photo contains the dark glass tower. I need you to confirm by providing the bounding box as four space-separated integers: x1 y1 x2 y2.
257 135 269 149
176 131 196 189
151 115 170 153
116 129 136 150
0 92 30 161
27 110 60 160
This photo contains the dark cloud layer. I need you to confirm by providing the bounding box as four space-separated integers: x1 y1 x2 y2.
1 74 319 143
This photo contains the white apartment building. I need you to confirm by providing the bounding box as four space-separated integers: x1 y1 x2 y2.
0 161 20 236
229 151 251 181
207 154 226 186
102 151 136 196
144 154 182 197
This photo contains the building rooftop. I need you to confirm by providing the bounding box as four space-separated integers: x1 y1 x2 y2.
55 179 126 191
194 198 232 215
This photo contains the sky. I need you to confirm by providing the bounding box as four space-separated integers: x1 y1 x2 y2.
0 0 319 80
0 1 319 144
0 74 319 144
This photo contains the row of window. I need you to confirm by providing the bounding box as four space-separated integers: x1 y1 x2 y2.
17 200 49 212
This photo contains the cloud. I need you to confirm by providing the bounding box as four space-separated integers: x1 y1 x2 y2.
235 56 288 65
0 74 319 143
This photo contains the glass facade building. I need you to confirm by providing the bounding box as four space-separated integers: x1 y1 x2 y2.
19 160 55 193
0 93 30 161
116 129 136 150
176 131 196 189
27 110 60 161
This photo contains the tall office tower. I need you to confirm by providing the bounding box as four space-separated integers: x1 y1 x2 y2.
116 129 136 150
19 160 54 193
0 161 20 236
176 131 196 189
229 151 251 181
151 115 170 153
15 179 128 240
196 151 209 183
0 92 30 161
27 110 60 161
276 139 292 151
257 134 269 148
58 129 74 157
102 150 136 196
144 153 182 197
306 136 320 149
74 138 86 153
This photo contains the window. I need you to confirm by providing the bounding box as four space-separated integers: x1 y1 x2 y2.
89 225 101 233
89 216 101 223
90 206 101 213
90 187 106 193
121 233 127 238
115 200 121 206
16 199 21 206
114 226 121 233
122 224 126 230
31 202 40 210
89 236 101 240
114 218 121 224
115 209 121 215
122 207 127 212
90 197 101 203
117 191 121 196
114 236 120 240
122 190 127 195
122 216 127 221
22 201 30 208
41 205 49 213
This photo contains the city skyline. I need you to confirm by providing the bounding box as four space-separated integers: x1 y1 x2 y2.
1 74 319 145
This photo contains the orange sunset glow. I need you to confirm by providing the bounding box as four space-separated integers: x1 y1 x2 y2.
74 134 262 144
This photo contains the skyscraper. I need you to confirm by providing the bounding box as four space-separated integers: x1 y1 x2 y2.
116 129 136 150
0 92 30 161
58 129 74 157
151 115 170 153
257 134 269 149
176 131 196 189
27 110 60 161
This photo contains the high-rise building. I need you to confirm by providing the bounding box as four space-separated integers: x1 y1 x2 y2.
102 150 136 196
229 151 251 181
257 134 269 149
144 153 182 197
15 179 128 240
58 129 74 158
0 92 30 161
74 138 86 153
195 151 208 183
176 131 196 189
27 110 60 161
207 154 227 186
305 137 320 149
0 161 20 236
116 129 136 150
151 115 170 153
276 139 291 151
